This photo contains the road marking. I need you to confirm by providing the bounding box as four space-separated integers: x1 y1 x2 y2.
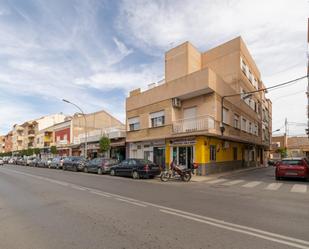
69 184 87 191
115 198 147 207
207 179 228 184
265 183 282 191
89 190 112 197
159 209 309 249
291 184 307 193
222 180 245 186
242 181 262 188
3 167 309 248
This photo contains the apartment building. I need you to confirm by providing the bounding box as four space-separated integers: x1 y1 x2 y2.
0 135 5 153
4 132 13 153
126 37 272 175
11 113 67 153
71 110 126 159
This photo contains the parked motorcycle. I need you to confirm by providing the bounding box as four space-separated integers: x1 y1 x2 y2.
160 164 194 182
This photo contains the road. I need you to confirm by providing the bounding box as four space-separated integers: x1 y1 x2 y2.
0 164 308 249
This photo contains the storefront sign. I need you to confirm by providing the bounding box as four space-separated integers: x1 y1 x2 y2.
170 138 196 145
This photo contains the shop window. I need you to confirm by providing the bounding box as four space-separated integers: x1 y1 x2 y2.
210 145 216 161
233 147 238 160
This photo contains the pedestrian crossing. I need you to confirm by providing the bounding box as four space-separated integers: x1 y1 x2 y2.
206 178 309 194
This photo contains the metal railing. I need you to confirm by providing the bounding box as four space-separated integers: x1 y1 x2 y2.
172 115 215 134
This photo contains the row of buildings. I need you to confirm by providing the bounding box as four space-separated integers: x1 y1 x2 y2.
1 36 272 175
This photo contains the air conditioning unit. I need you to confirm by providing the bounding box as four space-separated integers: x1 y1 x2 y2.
172 98 181 108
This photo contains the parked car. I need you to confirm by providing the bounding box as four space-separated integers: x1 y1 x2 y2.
268 159 280 166
0 158 3 166
37 158 48 168
110 159 161 179
50 157 64 169
275 157 309 181
46 158 53 167
84 158 119 174
8 158 15 164
62 156 87 172
29 158 39 167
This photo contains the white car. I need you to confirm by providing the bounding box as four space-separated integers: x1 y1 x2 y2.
0 159 4 165
8 158 14 164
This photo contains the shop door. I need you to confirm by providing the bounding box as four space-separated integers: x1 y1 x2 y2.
177 146 193 168
154 147 165 168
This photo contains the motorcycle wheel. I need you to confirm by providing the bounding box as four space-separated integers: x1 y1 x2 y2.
160 171 170 182
181 172 191 182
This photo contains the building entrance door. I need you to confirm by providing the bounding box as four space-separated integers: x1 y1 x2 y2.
173 146 194 168
153 147 165 169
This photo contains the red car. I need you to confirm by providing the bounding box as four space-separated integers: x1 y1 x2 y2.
275 158 309 181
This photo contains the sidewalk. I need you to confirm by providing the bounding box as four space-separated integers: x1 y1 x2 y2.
191 165 269 182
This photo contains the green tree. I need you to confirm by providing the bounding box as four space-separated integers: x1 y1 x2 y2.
50 146 57 155
276 148 287 158
26 148 34 156
34 148 40 155
99 136 110 154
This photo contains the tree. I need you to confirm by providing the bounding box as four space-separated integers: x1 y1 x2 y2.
276 148 287 158
99 136 110 155
34 148 40 155
50 146 57 155
26 148 34 156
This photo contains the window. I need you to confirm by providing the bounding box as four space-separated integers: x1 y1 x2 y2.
56 136 60 141
63 134 67 141
241 118 247 131
150 111 165 127
223 108 229 124
210 145 216 161
248 122 252 133
234 114 240 129
254 124 258 136
233 147 238 161
128 117 140 131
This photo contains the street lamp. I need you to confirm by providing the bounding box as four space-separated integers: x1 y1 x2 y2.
272 129 280 133
220 93 252 135
62 99 88 159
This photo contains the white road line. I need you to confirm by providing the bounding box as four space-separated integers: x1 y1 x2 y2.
242 181 262 188
69 185 87 191
265 183 283 191
291 184 307 193
159 209 309 249
89 190 112 197
115 198 147 207
3 167 309 248
207 179 228 184
222 180 245 186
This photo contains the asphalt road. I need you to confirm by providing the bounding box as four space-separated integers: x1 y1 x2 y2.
0 164 308 249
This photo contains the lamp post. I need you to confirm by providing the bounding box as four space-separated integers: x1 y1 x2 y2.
62 99 88 159
272 129 280 134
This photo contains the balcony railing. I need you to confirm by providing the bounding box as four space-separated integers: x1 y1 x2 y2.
172 115 215 134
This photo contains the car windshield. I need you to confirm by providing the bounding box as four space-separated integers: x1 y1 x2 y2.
281 160 303 166
135 159 153 164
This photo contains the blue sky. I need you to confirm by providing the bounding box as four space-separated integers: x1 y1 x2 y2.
0 0 308 135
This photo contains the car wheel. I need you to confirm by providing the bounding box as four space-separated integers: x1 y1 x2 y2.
275 176 280 180
132 171 140 179
110 169 116 176
63 166 66 171
97 168 103 175
84 167 88 173
73 166 78 172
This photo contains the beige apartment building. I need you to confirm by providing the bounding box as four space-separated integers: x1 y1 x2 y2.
126 37 272 175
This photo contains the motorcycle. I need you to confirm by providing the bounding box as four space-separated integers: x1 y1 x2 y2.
160 163 197 182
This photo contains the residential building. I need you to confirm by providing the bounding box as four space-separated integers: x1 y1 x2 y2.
4 132 13 153
12 124 26 151
126 37 272 175
71 110 126 159
0 135 5 153
271 135 309 158
54 119 72 156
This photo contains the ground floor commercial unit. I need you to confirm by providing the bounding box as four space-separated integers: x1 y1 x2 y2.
70 139 126 160
127 135 268 176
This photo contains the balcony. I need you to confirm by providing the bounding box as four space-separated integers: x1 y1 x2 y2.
17 136 23 141
28 130 35 137
173 115 215 134
16 126 24 131
28 142 34 148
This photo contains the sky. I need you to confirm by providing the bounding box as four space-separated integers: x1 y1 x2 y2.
0 0 308 136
